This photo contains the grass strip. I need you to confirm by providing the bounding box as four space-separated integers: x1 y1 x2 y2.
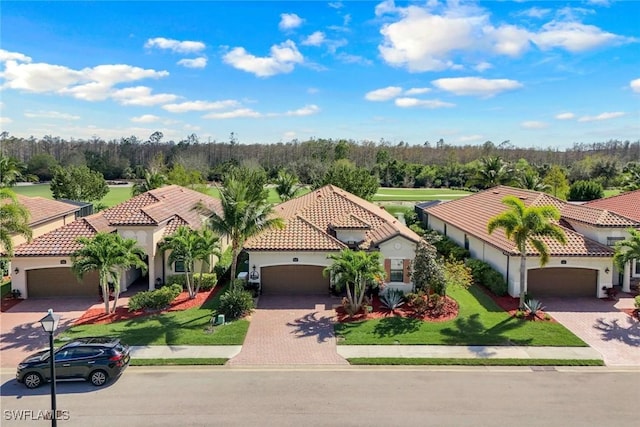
348 358 604 366
130 358 227 366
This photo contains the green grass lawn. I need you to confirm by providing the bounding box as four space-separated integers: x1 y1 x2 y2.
1 280 11 298
335 285 587 347
373 187 471 201
57 284 249 346
348 358 604 366
13 184 133 208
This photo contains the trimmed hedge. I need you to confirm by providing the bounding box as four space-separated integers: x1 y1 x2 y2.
128 284 183 311
465 259 508 296
166 273 218 290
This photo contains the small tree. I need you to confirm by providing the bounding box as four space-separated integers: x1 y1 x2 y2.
274 169 301 201
193 228 221 294
444 256 473 295
324 250 385 315
159 226 199 299
568 180 604 201
410 238 446 298
320 159 379 201
50 165 109 202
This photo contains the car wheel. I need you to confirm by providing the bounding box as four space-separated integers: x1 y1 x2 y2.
89 370 108 386
23 372 43 389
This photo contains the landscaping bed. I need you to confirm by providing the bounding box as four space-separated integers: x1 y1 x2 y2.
335 294 458 323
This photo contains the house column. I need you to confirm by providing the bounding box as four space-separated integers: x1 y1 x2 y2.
622 262 631 293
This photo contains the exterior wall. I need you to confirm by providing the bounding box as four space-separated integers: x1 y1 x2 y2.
335 230 366 243
9 214 76 249
378 236 417 293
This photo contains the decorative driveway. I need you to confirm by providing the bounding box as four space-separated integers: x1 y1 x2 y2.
228 295 348 366
545 296 640 366
0 297 96 368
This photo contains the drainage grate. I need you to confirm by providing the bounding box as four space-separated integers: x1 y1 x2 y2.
530 366 557 372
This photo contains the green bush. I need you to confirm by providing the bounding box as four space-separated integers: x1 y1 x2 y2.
218 284 254 320
165 273 217 290
635 295 640 310
568 180 604 201
465 259 507 296
465 259 491 283
165 275 187 287
128 284 182 311
214 247 233 280
429 232 470 261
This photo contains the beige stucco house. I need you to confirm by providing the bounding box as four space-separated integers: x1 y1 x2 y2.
11 185 223 298
423 186 640 299
244 185 421 295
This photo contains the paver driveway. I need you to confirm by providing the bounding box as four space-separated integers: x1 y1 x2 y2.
0 298 96 368
228 295 348 366
545 296 640 366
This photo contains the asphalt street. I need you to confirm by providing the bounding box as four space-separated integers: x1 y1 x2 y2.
1 366 638 427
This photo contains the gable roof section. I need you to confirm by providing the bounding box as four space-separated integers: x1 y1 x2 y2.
583 188 640 223
560 203 637 227
424 185 613 257
14 185 222 257
14 195 79 226
245 184 420 252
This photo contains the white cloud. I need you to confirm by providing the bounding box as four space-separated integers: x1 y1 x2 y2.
394 97 455 108
456 134 484 143
335 52 372 66
279 13 303 31
517 7 552 19
486 25 532 56
131 114 160 123
24 110 80 120
328 2 343 9
533 21 632 52
145 37 206 53
0 49 32 63
577 112 625 122
302 31 326 46
177 57 207 68
222 40 303 77
204 108 262 119
111 86 178 106
555 112 576 120
365 86 403 101
283 131 297 140
630 78 640 93
163 100 240 113
283 104 320 116
432 77 522 97
474 62 493 72
404 87 431 95
0 117 13 124
2 60 84 92
521 120 548 129
375 0 397 17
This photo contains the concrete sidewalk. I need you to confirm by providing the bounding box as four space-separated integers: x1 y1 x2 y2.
130 345 603 361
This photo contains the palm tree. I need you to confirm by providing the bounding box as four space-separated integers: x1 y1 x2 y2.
274 169 300 202
515 170 549 192
131 169 166 196
193 228 221 294
469 156 513 189
71 232 147 314
0 155 24 188
487 196 566 309
323 249 385 315
0 188 32 257
207 177 284 281
159 226 199 298
614 228 640 282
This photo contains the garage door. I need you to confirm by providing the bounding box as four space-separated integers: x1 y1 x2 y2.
27 268 100 298
527 268 597 297
261 265 330 295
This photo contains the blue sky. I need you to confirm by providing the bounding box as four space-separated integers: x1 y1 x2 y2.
1 1 638 149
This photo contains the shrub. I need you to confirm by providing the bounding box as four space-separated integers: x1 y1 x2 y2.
568 180 604 201
430 233 470 261
465 259 507 296
635 295 640 310
429 294 446 315
380 288 405 310
243 281 260 298
196 273 218 291
218 284 254 320
465 258 491 284
214 247 233 280
128 284 182 311
524 298 545 318
406 292 428 316
515 310 525 319
165 275 187 288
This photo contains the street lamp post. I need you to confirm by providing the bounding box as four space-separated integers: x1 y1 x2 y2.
39 309 60 427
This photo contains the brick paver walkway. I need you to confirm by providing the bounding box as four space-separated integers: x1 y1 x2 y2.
545 296 640 366
228 295 348 366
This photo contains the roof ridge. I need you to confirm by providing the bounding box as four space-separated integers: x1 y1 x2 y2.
585 187 640 205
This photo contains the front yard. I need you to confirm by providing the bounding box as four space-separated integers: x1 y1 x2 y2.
334 285 587 347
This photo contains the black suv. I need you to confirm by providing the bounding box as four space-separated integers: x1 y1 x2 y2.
16 337 130 388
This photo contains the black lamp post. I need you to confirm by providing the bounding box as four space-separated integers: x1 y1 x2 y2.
39 309 60 427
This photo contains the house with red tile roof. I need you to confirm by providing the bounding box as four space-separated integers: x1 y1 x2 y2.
423 186 640 299
244 185 421 295
10 185 223 298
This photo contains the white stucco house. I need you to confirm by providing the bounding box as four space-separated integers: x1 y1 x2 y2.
10 185 224 298
422 186 640 299
243 185 421 295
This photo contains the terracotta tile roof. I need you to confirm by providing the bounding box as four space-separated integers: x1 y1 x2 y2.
583 189 640 223
245 184 420 251
13 195 79 226
424 185 614 257
561 203 637 227
14 185 222 257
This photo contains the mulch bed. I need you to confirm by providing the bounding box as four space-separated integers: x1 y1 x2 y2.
73 286 222 326
335 294 459 323
477 286 556 322
1 296 23 312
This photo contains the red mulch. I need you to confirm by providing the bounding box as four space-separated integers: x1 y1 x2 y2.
621 308 640 320
336 294 459 323
1 296 23 312
477 286 556 322
73 286 222 326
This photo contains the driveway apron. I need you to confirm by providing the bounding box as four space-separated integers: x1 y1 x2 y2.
545 296 640 366
0 298 96 368
228 295 348 366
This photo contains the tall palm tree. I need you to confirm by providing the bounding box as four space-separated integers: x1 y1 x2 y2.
207 177 284 281
469 156 513 189
614 228 640 280
487 196 566 309
159 226 199 298
0 155 24 188
71 232 147 314
0 188 32 258
274 169 300 202
193 227 221 294
131 169 166 196
323 250 385 316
